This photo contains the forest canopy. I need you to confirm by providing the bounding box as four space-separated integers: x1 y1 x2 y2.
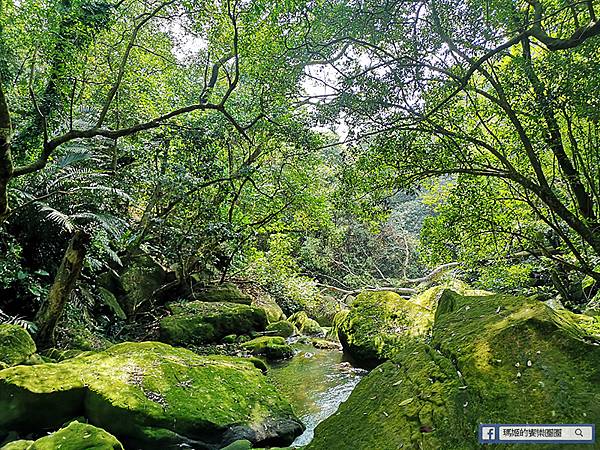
0 0 599 343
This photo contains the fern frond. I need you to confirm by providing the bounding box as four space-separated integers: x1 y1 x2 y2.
86 256 103 271
0 309 37 333
38 204 75 232
56 151 93 168
76 186 133 202
98 287 127 319
105 247 123 266
47 167 105 191
71 212 127 238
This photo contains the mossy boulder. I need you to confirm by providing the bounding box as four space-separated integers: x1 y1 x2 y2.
311 338 341 350
0 421 124 450
251 293 285 323
308 290 600 449
198 283 252 305
0 325 36 367
220 439 253 450
119 253 169 317
0 341 303 449
160 301 268 345
59 325 113 351
241 337 294 361
0 439 35 450
288 312 323 337
42 348 93 362
266 321 296 338
335 290 434 369
0 440 34 450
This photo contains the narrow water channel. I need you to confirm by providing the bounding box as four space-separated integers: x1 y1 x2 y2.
267 340 367 447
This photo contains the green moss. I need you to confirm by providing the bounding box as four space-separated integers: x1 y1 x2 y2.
61 325 112 351
288 312 323 336
29 421 123 450
0 325 36 367
220 439 253 450
247 357 269 373
42 348 93 362
336 291 434 369
309 289 600 449
310 338 341 350
251 293 285 323
242 336 294 361
118 254 167 317
266 321 296 338
0 422 122 450
160 301 268 345
432 290 600 436
198 283 252 305
307 342 462 450
0 440 34 450
222 334 238 344
0 341 303 449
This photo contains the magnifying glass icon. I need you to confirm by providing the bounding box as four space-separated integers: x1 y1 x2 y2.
575 428 584 437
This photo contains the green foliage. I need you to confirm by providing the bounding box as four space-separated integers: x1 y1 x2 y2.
301 0 600 302
0 228 48 306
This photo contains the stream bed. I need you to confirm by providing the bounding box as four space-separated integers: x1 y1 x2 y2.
267 339 367 447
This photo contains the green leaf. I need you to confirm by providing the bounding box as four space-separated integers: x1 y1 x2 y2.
98 287 127 320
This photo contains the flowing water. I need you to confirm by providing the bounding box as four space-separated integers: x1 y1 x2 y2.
267 339 367 447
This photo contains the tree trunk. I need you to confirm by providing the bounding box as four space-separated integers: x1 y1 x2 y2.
0 81 13 221
35 230 90 348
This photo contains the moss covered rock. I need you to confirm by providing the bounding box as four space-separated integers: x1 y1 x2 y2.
0 440 34 450
288 312 323 337
311 338 341 350
160 301 268 345
308 290 600 449
0 341 303 449
119 254 168 317
198 283 252 305
241 336 294 361
251 293 285 323
266 321 296 338
42 348 93 362
0 325 36 367
0 421 124 450
58 324 113 352
219 439 253 450
335 290 434 369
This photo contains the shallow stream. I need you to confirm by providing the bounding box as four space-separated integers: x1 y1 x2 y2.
267 339 367 447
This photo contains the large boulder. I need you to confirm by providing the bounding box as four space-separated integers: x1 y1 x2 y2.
197 283 252 305
288 312 323 337
159 301 268 345
241 336 294 361
251 294 285 323
1 421 124 450
0 341 303 449
58 324 113 352
0 325 36 367
118 253 169 317
335 290 434 369
266 321 296 338
308 290 600 449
